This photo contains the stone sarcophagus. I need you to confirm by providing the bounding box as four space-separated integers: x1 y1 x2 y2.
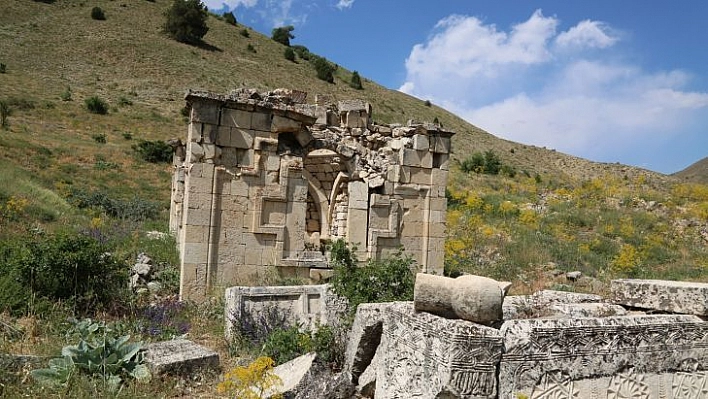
170 89 454 299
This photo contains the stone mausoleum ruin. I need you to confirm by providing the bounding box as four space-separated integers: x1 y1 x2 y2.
169 88 453 299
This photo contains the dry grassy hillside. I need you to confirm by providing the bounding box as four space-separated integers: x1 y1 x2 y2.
0 0 672 197
674 157 708 184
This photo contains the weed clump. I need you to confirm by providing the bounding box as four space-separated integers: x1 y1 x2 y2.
132 139 173 163
85 96 108 114
329 240 415 316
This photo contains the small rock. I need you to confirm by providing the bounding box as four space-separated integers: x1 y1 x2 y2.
566 271 582 281
147 281 163 294
132 263 151 277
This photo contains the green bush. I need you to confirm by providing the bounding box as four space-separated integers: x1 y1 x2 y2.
90 6 106 20
132 139 173 163
312 56 335 83
0 230 129 315
223 11 236 25
85 96 108 115
67 188 161 221
118 96 133 106
350 71 363 90
271 25 294 46
60 86 72 101
292 45 311 60
91 133 107 144
163 0 209 45
284 47 295 62
330 240 415 315
239 28 249 37
460 150 502 175
261 324 341 365
246 44 256 53
0 63 6 73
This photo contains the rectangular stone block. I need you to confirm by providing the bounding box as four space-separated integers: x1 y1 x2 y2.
190 101 219 124
182 242 208 264
348 181 368 210
399 148 422 167
611 279 708 316
265 153 281 172
224 285 336 340
221 107 252 128
184 208 211 227
431 135 451 154
251 111 272 132
412 134 429 151
183 225 208 244
347 208 369 249
271 114 302 133
144 339 219 375
499 314 708 399
408 167 432 185
377 303 503 399
188 122 202 142
213 126 230 146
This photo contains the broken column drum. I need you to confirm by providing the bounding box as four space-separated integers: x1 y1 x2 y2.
169 89 454 299
414 273 507 324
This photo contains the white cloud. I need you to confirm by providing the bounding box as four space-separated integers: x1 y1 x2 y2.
555 20 617 49
202 0 258 10
400 10 557 105
336 0 354 10
400 10 708 171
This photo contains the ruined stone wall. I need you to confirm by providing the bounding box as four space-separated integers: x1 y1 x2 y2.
170 88 454 299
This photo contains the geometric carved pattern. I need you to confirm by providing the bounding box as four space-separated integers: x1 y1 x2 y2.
607 372 650 399
531 371 579 399
672 372 708 399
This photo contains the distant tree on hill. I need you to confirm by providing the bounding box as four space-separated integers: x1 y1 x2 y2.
163 0 209 45
312 56 335 83
91 7 106 20
350 71 363 90
271 25 294 46
284 47 296 62
223 11 237 26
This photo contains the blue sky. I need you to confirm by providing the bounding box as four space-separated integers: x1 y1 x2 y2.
204 1 708 174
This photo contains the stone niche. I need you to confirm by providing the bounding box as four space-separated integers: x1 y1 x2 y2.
170 88 454 299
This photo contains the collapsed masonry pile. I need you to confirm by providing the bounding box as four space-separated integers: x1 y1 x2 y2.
344 278 708 399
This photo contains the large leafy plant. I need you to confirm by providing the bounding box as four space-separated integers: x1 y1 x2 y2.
31 319 150 391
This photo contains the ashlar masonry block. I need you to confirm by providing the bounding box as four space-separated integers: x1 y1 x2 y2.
376 303 503 399
499 314 708 399
611 279 708 316
412 134 429 151
251 111 272 131
220 107 252 129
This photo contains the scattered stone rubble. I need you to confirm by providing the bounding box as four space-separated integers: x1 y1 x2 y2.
340 277 708 399
170 88 453 300
129 253 164 294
